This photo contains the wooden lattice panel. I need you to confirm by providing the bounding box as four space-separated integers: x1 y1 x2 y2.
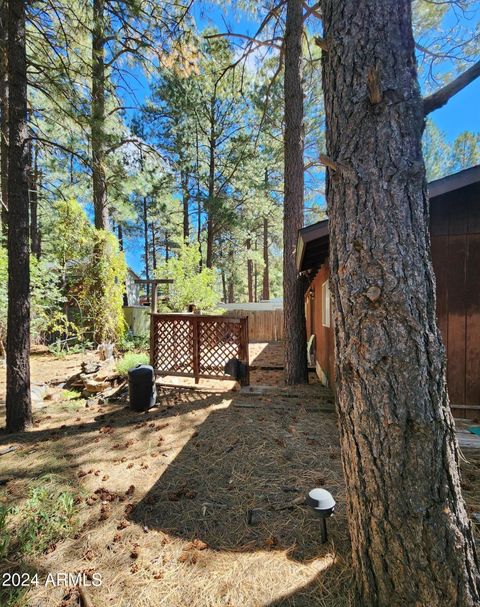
151 316 194 374
150 314 249 385
199 320 242 373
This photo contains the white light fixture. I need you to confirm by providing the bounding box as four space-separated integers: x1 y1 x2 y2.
306 488 336 543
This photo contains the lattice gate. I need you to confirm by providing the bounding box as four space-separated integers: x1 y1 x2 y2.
150 314 250 385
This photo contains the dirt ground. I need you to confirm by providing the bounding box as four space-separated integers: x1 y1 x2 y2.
0 346 479 607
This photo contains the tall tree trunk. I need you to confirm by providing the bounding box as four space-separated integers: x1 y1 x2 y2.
181 169 189 241
165 230 169 262
262 216 270 301
321 1 479 604
227 246 234 303
29 141 40 258
6 0 31 432
221 270 227 303
206 95 216 268
254 238 258 303
246 237 253 302
91 0 109 230
151 222 157 271
195 122 202 268
142 196 149 299
0 0 8 242
117 222 124 251
283 0 308 384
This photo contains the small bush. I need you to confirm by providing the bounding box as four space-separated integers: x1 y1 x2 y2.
117 332 149 353
116 352 149 376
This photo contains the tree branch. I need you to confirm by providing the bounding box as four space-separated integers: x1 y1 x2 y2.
423 60 480 115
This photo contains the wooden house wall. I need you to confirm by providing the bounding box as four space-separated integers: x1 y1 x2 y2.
430 182 480 418
306 264 335 388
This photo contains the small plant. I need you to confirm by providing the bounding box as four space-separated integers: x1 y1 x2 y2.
118 331 149 353
16 483 79 556
116 352 150 376
0 504 15 558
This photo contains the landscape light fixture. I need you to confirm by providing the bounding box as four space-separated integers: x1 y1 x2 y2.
306 488 336 544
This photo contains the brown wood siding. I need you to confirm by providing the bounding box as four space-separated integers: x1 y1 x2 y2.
306 264 335 387
430 182 480 418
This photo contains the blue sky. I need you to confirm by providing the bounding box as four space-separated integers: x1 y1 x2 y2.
122 4 479 275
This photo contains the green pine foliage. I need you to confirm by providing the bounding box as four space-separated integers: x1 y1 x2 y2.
157 243 220 312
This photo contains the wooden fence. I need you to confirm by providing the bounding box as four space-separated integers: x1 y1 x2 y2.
224 309 284 342
150 313 250 385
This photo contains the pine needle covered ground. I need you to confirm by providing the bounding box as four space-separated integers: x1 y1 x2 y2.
0 347 478 607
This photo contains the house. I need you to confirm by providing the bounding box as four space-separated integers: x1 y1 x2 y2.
297 165 480 418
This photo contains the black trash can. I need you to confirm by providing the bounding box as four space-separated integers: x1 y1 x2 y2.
128 365 156 411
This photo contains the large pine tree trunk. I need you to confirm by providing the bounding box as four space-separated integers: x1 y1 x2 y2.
320 1 479 604
0 0 8 241
6 0 32 432
91 0 109 230
29 140 40 258
283 0 308 384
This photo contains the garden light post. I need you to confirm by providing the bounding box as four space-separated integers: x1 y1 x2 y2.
306 488 336 543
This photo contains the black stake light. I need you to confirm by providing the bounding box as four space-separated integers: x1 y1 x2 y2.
306 488 336 543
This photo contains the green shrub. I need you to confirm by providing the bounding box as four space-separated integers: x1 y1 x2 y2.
117 331 149 353
77 230 127 344
156 243 220 312
116 352 150 376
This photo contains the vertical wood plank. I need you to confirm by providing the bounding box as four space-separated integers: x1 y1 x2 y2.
430 235 449 347
446 234 467 408
466 233 480 407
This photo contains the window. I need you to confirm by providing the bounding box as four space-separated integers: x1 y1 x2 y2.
322 280 331 327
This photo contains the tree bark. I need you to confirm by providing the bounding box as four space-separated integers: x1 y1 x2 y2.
0 0 8 242
320 1 479 604
142 196 149 299
221 269 227 303
246 237 253 302
91 0 109 230
6 0 32 432
262 216 270 301
151 222 157 270
181 169 189 241
206 95 216 269
29 140 40 258
283 0 308 384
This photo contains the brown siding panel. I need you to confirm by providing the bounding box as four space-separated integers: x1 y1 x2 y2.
466 233 480 408
446 234 467 408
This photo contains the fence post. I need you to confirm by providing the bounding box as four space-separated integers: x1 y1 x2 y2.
192 316 200 383
149 314 156 367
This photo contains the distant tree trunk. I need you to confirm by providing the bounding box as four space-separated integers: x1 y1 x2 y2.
227 247 234 303
29 141 40 258
206 95 216 268
6 0 32 432
117 222 124 251
283 0 308 384
321 1 480 604
262 216 270 301
142 196 149 299
254 238 258 302
221 270 227 303
0 1 8 242
246 237 253 302
91 0 109 230
181 169 189 241
195 122 202 268
151 223 157 271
